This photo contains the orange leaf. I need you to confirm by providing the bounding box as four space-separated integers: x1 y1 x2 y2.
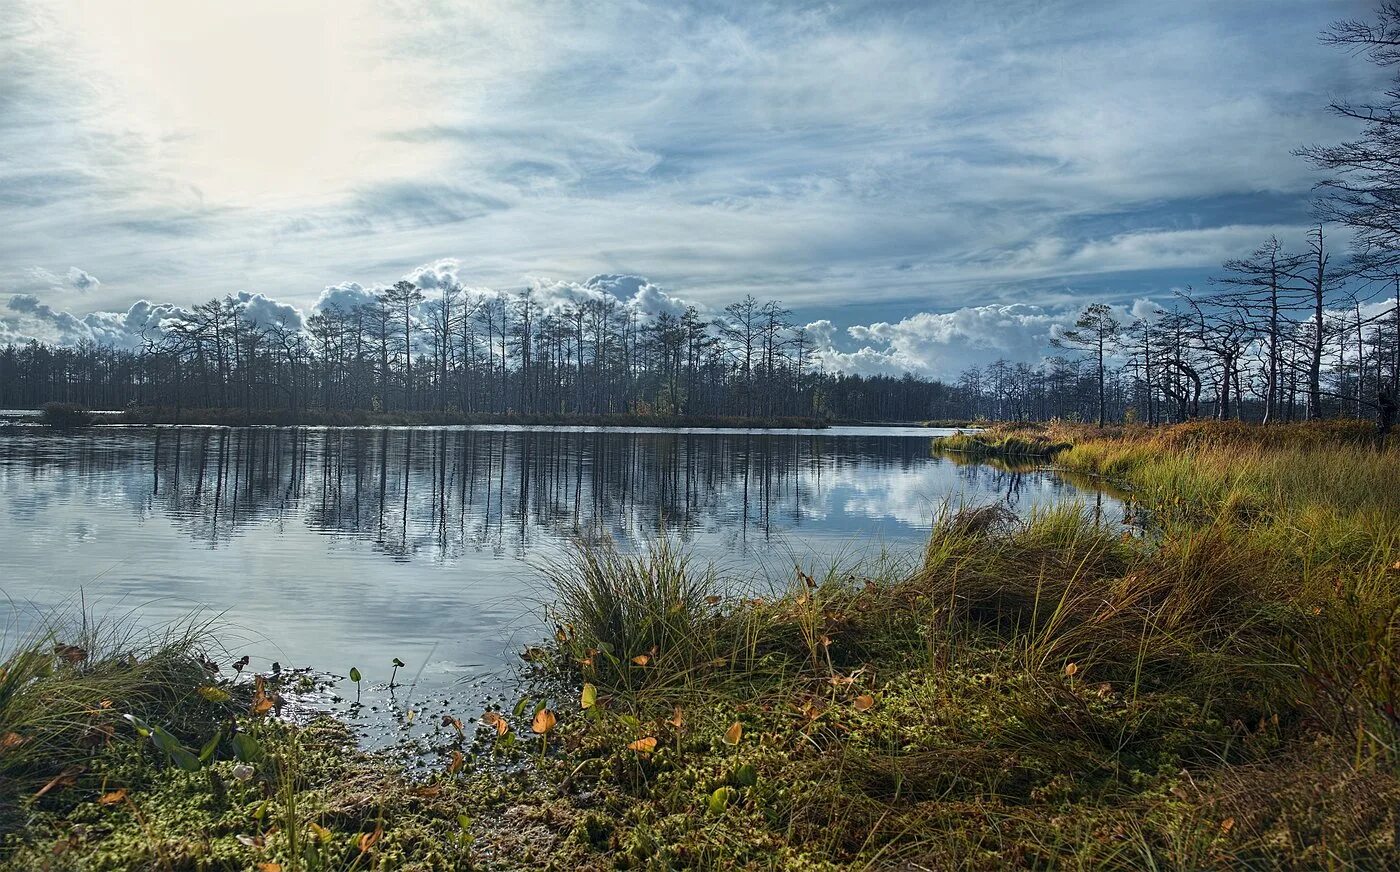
631 654 650 666
448 750 464 775
853 694 875 711
1220 817 1235 835
357 823 382 853
0 732 24 752
627 736 658 753
532 708 557 735
251 697 274 716
98 788 128 805
481 711 510 736
723 721 743 746
442 715 464 735
258 864 282 872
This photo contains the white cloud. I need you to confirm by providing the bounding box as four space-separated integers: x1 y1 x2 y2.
827 304 1070 379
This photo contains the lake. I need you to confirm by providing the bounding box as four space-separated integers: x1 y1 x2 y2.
0 424 1123 739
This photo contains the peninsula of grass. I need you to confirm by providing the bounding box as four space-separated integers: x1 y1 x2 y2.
3 420 1396 869
109 406 831 430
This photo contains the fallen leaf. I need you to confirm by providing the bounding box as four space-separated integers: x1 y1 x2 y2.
357 823 383 853
98 789 127 805
1 732 25 752
532 709 557 735
723 721 743 746
631 654 650 666
258 864 282 872
627 737 658 753
54 644 87 664
1220 817 1235 835
853 694 875 711
481 711 510 736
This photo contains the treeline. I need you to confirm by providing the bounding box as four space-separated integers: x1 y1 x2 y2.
0 293 976 423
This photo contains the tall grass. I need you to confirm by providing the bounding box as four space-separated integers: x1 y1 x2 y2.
0 612 230 830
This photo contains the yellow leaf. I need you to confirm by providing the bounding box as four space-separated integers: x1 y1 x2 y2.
723 721 743 746
98 788 127 805
581 683 597 709
627 737 658 753
197 685 231 703
307 821 331 842
532 709 557 735
631 654 650 666
853 694 875 712
258 864 282 872
1064 662 1079 678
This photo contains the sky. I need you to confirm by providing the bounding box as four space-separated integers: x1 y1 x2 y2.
0 0 1385 378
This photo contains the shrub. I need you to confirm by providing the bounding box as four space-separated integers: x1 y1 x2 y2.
37 402 94 429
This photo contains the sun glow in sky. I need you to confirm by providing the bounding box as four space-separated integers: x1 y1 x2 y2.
0 0 1384 376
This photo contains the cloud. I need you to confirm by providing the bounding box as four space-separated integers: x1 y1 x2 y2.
4 294 184 349
823 304 1072 380
18 265 101 293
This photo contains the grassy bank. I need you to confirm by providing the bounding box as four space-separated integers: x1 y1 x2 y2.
109 407 830 430
4 421 1397 869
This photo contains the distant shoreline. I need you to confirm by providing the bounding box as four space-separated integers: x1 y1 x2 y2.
90 407 839 430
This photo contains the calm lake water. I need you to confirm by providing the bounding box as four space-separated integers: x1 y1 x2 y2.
0 424 1122 738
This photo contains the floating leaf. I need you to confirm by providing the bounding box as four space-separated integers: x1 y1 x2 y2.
581 683 597 709
723 721 743 746
98 788 127 805
853 694 875 712
627 736 658 753
532 709 557 735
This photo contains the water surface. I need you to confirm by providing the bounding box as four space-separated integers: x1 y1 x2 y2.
0 425 1122 733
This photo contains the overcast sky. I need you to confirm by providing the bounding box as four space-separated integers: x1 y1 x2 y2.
0 0 1383 377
